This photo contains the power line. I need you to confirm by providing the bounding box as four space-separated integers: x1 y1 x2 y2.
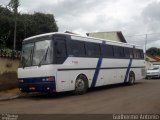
127 39 160 43
127 38 160 42
125 32 160 37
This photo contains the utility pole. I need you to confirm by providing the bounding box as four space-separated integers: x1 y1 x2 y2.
144 34 147 54
8 0 19 51
13 13 17 51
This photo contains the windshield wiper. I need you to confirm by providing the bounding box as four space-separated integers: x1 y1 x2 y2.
23 49 33 68
38 47 50 67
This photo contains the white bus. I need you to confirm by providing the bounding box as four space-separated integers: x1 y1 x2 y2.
18 32 145 94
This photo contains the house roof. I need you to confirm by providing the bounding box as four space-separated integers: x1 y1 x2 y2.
86 31 127 43
146 54 160 62
117 31 127 43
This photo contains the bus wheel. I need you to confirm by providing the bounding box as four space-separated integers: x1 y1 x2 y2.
74 75 88 95
128 72 135 85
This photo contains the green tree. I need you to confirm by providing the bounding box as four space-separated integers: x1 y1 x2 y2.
32 13 58 35
146 47 160 56
0 6 14 49
0 6 58 50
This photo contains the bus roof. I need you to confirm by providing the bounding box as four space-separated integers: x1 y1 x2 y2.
24 32 142 48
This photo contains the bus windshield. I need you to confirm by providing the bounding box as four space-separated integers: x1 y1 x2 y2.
21 40 53 67
21 43 34 67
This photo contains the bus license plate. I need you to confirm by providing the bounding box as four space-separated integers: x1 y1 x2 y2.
29 86 35 90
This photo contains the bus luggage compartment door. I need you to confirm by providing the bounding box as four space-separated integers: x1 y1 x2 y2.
56 71 72 92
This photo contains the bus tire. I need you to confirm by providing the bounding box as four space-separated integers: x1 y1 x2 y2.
128 72 135 85
74 75 88 95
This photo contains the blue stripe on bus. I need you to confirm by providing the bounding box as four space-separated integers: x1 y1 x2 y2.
124 58 133 83
91 57 103 87
91 41 106 87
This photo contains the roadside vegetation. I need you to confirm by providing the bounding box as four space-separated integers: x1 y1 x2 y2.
0 0 58 92
0 0 58 58
146 47 160 56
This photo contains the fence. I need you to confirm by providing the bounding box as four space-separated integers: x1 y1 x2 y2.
0 49 21 91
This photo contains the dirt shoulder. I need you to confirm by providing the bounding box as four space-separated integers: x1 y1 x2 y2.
0 88 20 98
0 72 18 91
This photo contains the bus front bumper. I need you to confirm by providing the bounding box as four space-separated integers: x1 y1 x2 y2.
18 76 56 93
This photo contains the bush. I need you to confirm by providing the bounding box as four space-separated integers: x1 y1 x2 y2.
0 49 21 59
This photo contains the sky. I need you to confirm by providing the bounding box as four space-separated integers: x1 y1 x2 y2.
1 0 160 49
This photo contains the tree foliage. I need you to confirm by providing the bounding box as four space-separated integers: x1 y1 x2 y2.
0 6 58 50
146 47 160 56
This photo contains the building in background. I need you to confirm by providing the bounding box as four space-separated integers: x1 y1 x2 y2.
145 54 160 69
86 31 127 43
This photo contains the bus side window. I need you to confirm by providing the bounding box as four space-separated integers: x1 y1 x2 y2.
124 48 133 59
85 42 101 58
124 48 129 58
68 40 85 57
101 44 114 58
54 40 67 57
133 49 137 59
54 39 67 64
113 46 125 58
140 50 144 59
133 49 141 59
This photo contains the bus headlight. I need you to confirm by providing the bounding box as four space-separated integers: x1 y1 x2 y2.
42 76 55 82
47 76 55 81
19 79 23 83
47 87 50 90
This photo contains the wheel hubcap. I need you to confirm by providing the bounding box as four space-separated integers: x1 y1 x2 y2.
76 79 85 91
130 75 135 83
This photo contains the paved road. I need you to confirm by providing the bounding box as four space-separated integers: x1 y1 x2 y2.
0 79 160 114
